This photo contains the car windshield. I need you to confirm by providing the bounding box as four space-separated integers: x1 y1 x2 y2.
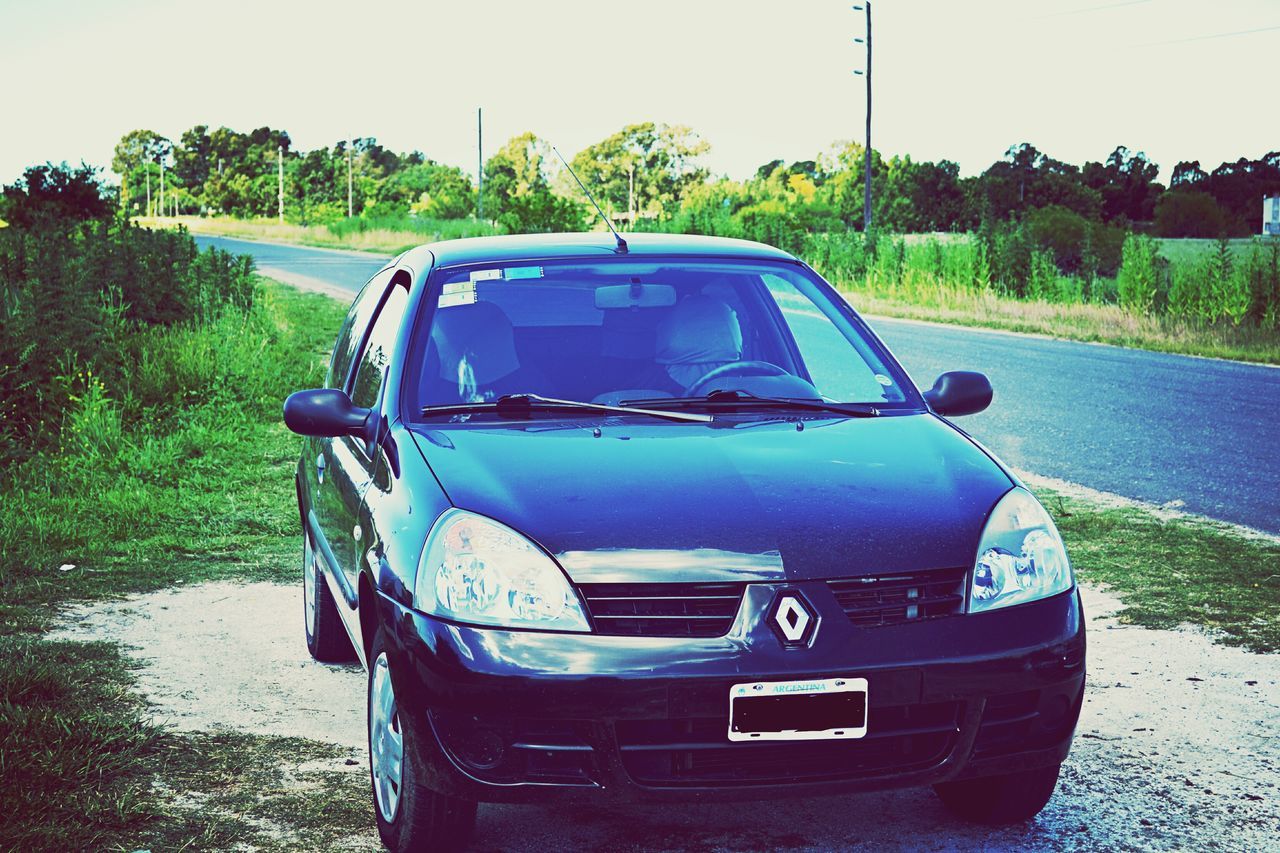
409 257 916 416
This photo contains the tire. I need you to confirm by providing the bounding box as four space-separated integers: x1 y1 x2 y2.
368 629 477 852
303 531 356 662
933 763 1061 824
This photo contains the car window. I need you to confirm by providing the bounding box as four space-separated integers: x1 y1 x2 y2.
410 258 914 413
761 273 899 403
351 284 409 410
327 270 394 390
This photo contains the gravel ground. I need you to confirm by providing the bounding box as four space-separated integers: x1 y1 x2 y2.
53 581 1280 851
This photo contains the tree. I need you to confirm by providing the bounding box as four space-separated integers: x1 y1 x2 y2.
1082 146 1162 224
172 125 212 201
1154 190 1227 238
568 123 710 219
975 143 1100 222
1 162 110 227
1204 153 1280 236
478 133 584 233
482 132 552 222
1170 160 1208 190
817 140 886 230
112 129 171 210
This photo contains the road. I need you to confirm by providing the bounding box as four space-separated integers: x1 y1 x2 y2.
197 235 1280 534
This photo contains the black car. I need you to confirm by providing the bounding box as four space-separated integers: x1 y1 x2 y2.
285 233 1084 851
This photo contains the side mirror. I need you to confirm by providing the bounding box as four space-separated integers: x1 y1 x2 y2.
284 388 373 438
923 371 992 417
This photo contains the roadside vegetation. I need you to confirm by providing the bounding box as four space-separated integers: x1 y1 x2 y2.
1 165 1277 848
0 164 360 848
809 230 1280 364
113 122 1280 364
137 212 499 255
1043 492 1280 653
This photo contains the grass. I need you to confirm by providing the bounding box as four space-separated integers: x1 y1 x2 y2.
0 274 1276 848
138 214 498 255
142 732 375 851
840 285 1280 364
1043 489 1280 653
1155 237 1264 265
0 279 350 850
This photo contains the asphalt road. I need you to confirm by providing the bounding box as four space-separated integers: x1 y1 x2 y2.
197 235 1280 533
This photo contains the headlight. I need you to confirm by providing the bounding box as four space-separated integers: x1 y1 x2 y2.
415 509 590 632
969 488 1073 614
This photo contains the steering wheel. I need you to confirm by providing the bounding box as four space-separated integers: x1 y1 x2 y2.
685 361 790 397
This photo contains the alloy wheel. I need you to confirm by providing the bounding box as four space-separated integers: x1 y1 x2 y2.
369 652 404 823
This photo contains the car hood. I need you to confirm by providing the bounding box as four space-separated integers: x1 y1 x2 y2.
409 414 1013 583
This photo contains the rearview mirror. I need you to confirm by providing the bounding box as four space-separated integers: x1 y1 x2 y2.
594 283 677 309
284 388 372 438
923 371 992 417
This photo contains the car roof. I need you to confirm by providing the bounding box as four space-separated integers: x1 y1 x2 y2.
397 232 798 272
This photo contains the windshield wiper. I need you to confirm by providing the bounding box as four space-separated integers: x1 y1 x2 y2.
421 393 713 423
622 390 879 418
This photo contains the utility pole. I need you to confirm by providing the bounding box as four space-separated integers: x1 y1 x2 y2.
628 163 635 227
477 107 484 221
347 137 354 218
278 145 285 223
853 2 872 232
146 168 152 218
159 156 165 219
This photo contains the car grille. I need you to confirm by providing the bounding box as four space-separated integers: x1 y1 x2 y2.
827 567 968 627
615 701 961 786
578 582 746 637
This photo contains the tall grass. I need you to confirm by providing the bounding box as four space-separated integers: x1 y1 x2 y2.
805 231 1280 364
0 218 256 460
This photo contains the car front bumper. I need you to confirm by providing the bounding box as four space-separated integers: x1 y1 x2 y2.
378 584 1085 804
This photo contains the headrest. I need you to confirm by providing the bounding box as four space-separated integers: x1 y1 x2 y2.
430 301 520 384
655 295 742 366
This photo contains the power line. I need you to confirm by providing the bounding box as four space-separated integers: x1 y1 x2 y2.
1139 23 1280 47
1035 0 1152 19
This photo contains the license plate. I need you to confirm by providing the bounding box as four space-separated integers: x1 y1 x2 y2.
728 677 868 742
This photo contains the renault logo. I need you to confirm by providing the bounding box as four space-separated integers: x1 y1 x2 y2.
770 591 817 647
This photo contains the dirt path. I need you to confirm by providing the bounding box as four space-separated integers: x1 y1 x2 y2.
53 582 1280 851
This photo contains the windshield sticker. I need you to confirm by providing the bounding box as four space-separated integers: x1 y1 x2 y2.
438 281 477 308
874 374 894 387
468 266 544 283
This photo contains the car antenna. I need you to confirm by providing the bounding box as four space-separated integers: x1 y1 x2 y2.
551 145 628 254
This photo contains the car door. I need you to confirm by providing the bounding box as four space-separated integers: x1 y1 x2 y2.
324 275 411 644
309 270 397 622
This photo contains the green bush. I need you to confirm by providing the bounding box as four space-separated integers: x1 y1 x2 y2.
1239 239 1280 329
736 200 808 254
0 213 255 461
1154 191 1227 239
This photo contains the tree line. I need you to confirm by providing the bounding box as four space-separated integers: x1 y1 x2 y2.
108 124 1280 239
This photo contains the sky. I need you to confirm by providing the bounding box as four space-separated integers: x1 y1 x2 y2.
1 0 1277 185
